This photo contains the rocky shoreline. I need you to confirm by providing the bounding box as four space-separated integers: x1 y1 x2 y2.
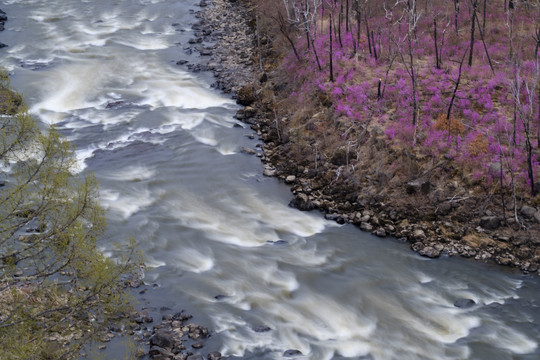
188 0 540 275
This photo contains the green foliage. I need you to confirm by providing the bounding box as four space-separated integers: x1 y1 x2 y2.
0 70 142 359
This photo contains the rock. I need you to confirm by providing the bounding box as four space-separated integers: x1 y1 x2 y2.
360 222 373 232
252 325 272 333
176 60 189 65
437 201 452 215
480 216 500 230
512 234 529 246
534 211 540 223
134 310 153 324
243 106 257 118
149 346 175 358
263 167 276 177
516 246 531 259
236 85 256 106
462 233 494 248
520 205 537 219
412 229 426 241
240 147 256 155
150 331 174 350
419 246 440 258
191 342 204 349
411 242 423 252
454 298 476 308
374 228 387 237
208 352 222 360
289 193 315 211
285 175 296 184
406 180 431 194
186 356 204 360
283 349 303 357
0 42 7 49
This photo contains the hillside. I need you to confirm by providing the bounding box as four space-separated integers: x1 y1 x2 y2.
223 0 540 273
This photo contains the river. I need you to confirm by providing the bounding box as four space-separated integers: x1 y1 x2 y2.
0 0 539 359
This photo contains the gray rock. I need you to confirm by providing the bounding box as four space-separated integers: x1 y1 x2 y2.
419 246 440 258
534 211 540 223
191 341 203 349
520 205 536 218
186 355 204 360
454 298 476 308
480 216 500 230
263 167 276 177
437 202 452 215
284 349 303 357
208 352 222 360
412 229 426 241
150 331 174 350
289 193 315 211
285 175 296 184
374 228 387 237
149 346 175 358
240 147 256 155
252 325 272 333
360 222 373 232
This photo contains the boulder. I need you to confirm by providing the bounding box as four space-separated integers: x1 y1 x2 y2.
520 205 537 219
149 346 175 358
289 193 315 211
236 85 256 106
150 331 174 350
479 216 500 230
419 246 440 258
374 228 387 237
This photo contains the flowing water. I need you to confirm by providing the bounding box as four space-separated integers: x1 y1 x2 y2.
1 1 539 359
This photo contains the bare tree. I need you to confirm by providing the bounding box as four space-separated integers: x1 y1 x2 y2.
512 59 539 195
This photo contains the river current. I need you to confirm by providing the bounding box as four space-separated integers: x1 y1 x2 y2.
0 1 539 359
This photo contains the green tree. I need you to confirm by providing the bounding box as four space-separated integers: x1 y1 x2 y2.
0 71 141 360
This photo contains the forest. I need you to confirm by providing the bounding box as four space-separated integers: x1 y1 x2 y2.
250 0 540 225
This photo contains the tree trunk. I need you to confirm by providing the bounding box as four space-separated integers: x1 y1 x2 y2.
346 0 350 33
366 15 372 55
330 12 334 82
454 0 460 34
468 0 477 66
433 18 440 69
371 30 378 60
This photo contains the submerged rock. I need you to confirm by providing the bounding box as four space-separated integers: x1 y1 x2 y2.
454 298 476 308
283 349 303 357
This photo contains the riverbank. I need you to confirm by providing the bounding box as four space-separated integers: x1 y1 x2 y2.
191 0 540 275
